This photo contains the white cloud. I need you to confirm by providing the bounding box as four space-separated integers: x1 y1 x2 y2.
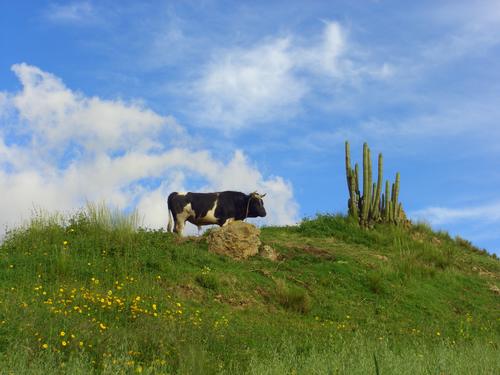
192 21 391 131
194 37 306 131
45 1 96 24
9 63 172 157
0 64 298 233
295 21 346 78
411 201 500 225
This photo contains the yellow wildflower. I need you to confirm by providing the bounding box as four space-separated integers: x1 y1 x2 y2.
61 340 67 346
60 331 65 337
42 343 48 349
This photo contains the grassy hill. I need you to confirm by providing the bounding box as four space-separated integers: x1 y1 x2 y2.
0 208 498 374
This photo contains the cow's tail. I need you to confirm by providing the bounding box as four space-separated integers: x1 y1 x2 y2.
167 193 175 233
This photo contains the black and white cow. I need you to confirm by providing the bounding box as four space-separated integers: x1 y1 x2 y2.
167 191 267 235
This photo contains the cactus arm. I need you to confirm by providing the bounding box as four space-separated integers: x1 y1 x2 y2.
384 180 390 221
372 153 383 220
345 141 358 218
393 172 400 223
362 143 371 225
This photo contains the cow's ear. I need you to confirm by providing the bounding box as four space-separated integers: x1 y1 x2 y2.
260 193 266 198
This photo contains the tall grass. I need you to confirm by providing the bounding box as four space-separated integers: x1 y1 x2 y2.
243 335 500 375
83 201 141 233
28 206 67 231
4 202 141 241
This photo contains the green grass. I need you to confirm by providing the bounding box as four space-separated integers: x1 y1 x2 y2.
0 210 498 374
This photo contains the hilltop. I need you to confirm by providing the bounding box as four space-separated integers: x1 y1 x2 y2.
0 209 498 374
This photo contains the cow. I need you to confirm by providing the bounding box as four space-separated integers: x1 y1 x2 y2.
167 191 267 235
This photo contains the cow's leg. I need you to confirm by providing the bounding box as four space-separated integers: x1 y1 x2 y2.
174 215 186 236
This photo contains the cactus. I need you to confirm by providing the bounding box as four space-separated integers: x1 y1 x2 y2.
361 143 372 225
345 141 358 219
370 182 376 215
392 172 400 223
384 180 390 221
344 141 405 227
354 163 360 198
387 172 402 224
372 153 383 220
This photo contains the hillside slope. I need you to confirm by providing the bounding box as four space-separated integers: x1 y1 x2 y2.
0 212 498 374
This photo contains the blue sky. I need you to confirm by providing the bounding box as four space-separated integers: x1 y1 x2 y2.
1 1 500 253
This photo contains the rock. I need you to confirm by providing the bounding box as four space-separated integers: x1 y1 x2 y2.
207 221 261 260
259 244 278 261
373 254 389 261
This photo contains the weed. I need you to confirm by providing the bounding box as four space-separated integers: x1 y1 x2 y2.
365 270 387 294
195 273 219 291
274 279 312 314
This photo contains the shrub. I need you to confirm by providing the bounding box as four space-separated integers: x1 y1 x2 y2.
274 279 311 314
195 273 219 291
365 270 387 294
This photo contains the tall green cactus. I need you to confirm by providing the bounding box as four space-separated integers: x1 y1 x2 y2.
384 180 390 222
371 153 383 220
345 141 358 219
392 172 400 222
354 163 360 197
344 141 405 227
361 143 372 225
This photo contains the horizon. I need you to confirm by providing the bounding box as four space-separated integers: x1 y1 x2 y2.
1 1 499 255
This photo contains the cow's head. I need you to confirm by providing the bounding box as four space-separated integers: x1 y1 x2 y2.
247 192 267 218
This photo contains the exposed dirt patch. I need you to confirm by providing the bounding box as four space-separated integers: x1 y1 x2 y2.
283 245 335 260
255 286 272 300
170 283 203 301
472 266 499 279
372 254 389 261
411 232 426 243
173 235 205 245
250 268 273 278
431 237 442 245
213 294 255 309
489 284 500 295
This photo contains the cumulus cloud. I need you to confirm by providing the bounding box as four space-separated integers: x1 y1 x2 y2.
194 37 306 131
192 21 391 131
0 64 298 233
